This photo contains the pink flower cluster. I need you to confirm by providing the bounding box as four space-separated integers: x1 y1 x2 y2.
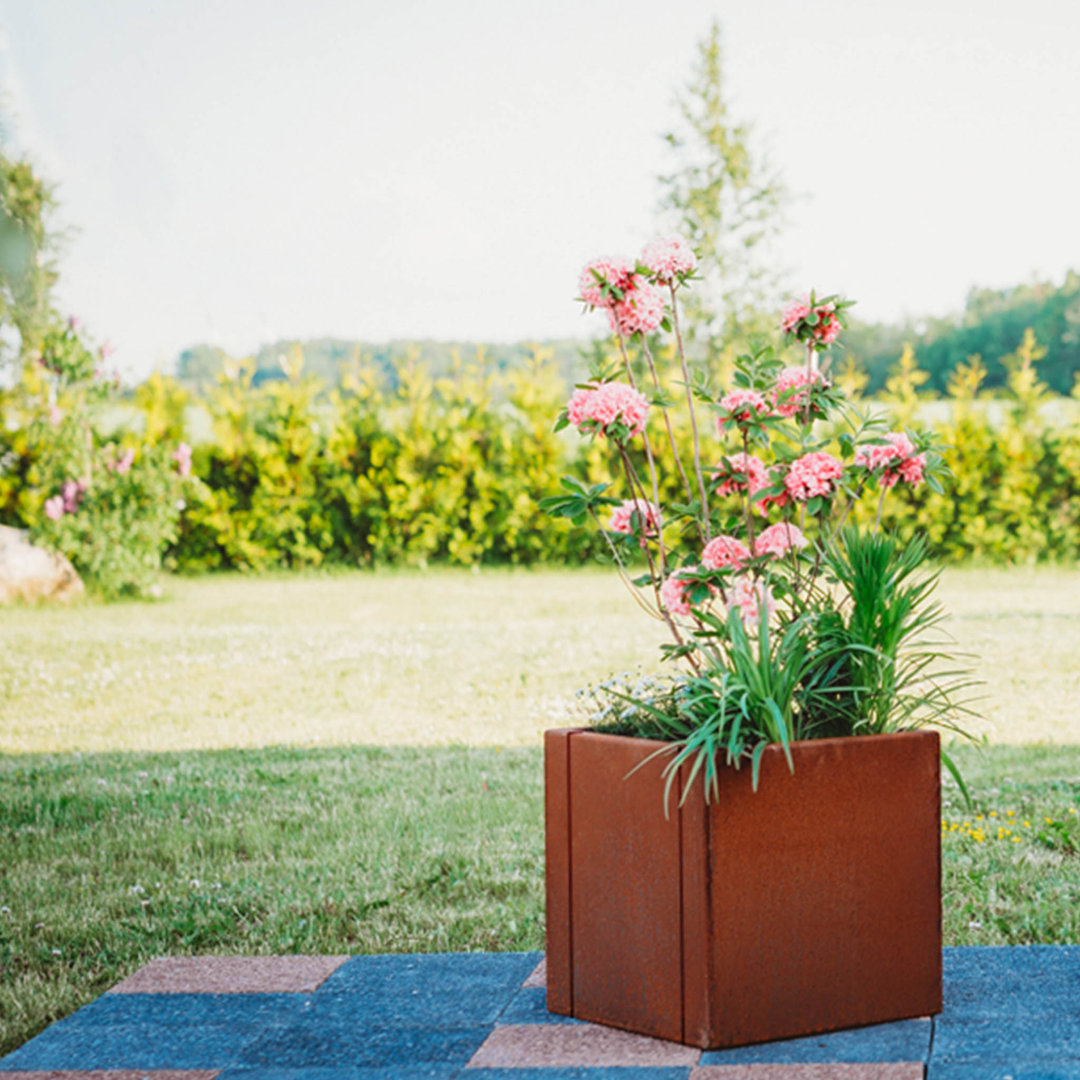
773 366 829 418
107 448 135 474
173 442 193 477
712 452 768 498
640 235 697 285
854 432 926 488
45 478 87 521
717 389 770 431
729 576 770 623
578 255 666 338
784 451 844 502
607 498 660 537
608 285 666 338
661 567 707 617
754 522 809 558
780 299 841 346
567 382 649 439
578 256 637 308
701 534 750 571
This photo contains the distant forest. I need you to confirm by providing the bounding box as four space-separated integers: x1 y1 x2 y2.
176 271 1080 396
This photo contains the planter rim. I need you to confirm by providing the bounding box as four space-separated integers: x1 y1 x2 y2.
549 726 939 754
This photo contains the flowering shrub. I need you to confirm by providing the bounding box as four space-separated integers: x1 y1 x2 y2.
542 236 977 796
19 317 191 598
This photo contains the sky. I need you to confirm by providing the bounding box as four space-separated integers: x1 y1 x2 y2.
1 0 1078 379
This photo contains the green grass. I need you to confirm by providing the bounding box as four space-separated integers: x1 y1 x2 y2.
2 567 1080 1055
0 745 544 1056
2 565 1080 754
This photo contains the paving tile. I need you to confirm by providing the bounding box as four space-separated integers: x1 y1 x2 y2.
496 986 586 1026
0 1074 220 1079
466 1023 701 1068
57 993 307 1028
0 1024 257 1071
942 945 1080 1019
931 1016 1080 1064
929 1064 1080 1080
521 959 546 989
471 1071 693 1079
237 1022 492 1068
217 1068 459 1079
697 1020 932 1066
308 953 540 1028
691 1067 924 1079
108 956 349 995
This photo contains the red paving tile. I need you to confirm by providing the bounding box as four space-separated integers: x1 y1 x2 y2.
690 1065 924 1079
0 1073 220 1079
467 1023 701 1068
522 958 546 988
107 955 349 994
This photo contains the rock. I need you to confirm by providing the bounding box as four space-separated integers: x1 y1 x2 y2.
0 525 84 604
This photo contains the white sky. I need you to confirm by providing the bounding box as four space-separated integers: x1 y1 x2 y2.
1 0 1078 379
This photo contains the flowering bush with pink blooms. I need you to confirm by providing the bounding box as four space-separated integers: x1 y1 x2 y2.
543 234 976 794
14 317 194 598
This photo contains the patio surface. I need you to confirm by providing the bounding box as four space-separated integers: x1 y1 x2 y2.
1 947 1078 1079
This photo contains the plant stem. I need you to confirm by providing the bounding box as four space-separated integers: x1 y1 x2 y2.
613 326 667 569
638 332 696 515
669 285 712 541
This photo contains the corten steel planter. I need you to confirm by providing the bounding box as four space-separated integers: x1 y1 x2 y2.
544 727 942 1050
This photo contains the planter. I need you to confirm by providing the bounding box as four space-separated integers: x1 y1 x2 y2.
544 727 942 1050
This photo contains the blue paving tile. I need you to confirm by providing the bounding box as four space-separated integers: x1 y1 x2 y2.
496 986 588 1026
0 1020 260 1070
698 1018 932 1065
309 952 540 1027
931 1017 1080 1064
63 991 309 1026
218 1068 459 1080
929 1065 1080 1080
237 1020 492 1068
943 945 1080 1019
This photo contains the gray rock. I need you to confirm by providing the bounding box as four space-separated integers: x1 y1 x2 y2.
0 525 84 604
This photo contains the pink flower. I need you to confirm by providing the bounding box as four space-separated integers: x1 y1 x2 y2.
49 405 63 426
61 479 84 513
728 576 771 623
566 382 649 439
701 534 751 571
781 298 841 346
640 235 697 284
114 448 135 474
754 522 810 558
717 389 770 431
712 452 769 499
608 282 666 337
44 495 65 521
100 341 116 359
67 315 81 332
661 567 710 617
784 451 844 502
578 256 638 308
607 499 660 537
897 454 926 486
773 366 829 418
780 301 811 335
173 442 193 477
854 432 925 488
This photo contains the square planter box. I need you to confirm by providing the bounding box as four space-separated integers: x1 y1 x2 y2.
544 727 942 1050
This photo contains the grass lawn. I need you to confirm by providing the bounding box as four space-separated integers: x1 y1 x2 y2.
2 566 1080 1055
2 565 1080 753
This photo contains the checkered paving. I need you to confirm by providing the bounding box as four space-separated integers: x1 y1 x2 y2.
1 948 1079 1079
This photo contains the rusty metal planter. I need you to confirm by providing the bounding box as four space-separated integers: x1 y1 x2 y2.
544 727 942 1050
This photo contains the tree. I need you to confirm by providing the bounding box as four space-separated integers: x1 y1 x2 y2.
0 142 59 367
658 21 788 353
